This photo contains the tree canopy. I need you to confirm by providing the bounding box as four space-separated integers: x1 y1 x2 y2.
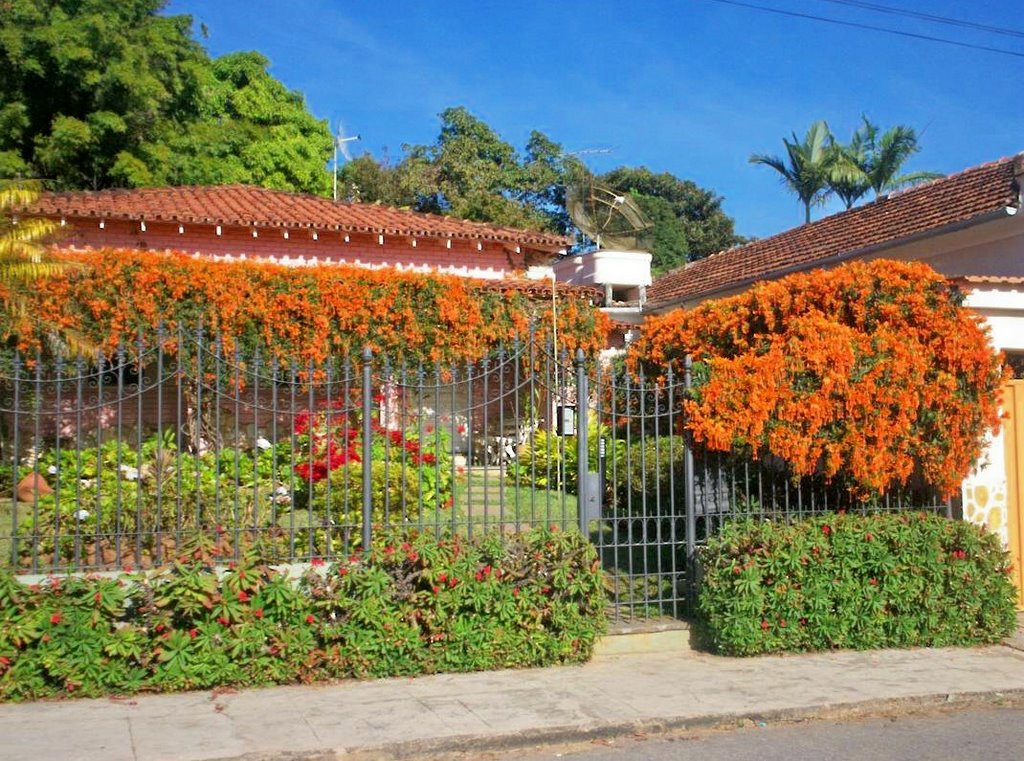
0 0 332 193
597 166 743 272
340 108 740 268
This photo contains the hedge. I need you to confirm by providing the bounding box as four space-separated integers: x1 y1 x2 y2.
697 512 1017 655
0 526 606 700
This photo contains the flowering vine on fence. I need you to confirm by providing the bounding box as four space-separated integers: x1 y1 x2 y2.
629 259 1007 497
8 249 608 364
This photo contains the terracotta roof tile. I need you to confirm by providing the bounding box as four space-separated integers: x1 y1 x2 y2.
30 185 572 250
479 278 603 304
649 155 1022 307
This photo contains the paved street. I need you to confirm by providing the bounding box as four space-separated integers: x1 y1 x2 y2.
507 706 1024 761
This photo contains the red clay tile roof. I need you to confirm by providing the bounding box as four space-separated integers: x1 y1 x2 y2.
649 155 1023 308
31 185 572 250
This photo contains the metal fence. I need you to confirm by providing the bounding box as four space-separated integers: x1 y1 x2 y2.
0 331 949 619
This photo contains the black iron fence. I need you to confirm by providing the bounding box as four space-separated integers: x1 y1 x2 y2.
0 332 949 619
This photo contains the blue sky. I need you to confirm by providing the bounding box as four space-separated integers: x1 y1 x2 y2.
165 0 1022 239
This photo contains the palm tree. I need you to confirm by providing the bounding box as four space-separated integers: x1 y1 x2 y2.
0 180 92 354
829 117 943 208
1 180 62 320
750 121 836 224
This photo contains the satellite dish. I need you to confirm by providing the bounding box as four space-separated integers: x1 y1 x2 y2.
565 173 652 251
332 120 361 202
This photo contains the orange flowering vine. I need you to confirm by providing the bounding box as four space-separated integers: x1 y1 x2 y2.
9 249 608 366
629 259 1008 498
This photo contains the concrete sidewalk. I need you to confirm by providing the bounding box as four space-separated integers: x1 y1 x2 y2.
3 640 1024 761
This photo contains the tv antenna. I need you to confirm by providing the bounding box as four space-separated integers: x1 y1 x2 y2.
332 121 361 202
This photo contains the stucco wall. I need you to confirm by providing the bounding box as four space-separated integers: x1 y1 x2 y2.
56 219 529 279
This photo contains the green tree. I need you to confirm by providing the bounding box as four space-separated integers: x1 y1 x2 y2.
125 52 333 193
830 117 942 208
0 1 332 194
598 166 742 272
400 107 561 231
750 120 836 224
338 152 416 207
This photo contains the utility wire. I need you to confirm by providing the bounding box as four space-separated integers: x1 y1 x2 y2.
701 0 1024 59
816 0 1024 40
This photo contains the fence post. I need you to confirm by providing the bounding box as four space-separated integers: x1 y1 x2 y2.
683 356 697 603
575 348 589 535
362 346 373 553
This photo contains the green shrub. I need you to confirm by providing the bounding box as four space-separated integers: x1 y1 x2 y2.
0 526 605 700
613 437 685 515
508 414 620 495
17 434 295 568
697 512 1017 655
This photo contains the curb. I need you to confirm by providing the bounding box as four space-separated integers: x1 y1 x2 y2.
209 687 1024 761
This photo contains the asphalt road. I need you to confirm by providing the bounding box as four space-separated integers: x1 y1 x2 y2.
500 706 1024 761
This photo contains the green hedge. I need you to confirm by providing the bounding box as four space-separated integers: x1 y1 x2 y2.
0 526 605 700
697 512 1017 655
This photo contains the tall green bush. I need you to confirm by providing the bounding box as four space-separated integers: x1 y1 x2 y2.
697 512 1016 655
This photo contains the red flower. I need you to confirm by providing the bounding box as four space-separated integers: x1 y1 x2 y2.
456 424 467 435
760 619 770 631
864 532 873 542
217 616 230 626
254 608 264 619
822 525 831 536
310 557 325 567
338 567 348 577
305 614 315 624
869 578 879 586
237 590 250 603
49 612 62 625
189 628 198 639
432 586 441 594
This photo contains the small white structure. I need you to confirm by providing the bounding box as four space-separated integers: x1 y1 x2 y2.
553 249 652 327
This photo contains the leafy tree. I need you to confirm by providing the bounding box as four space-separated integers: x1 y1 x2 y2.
338 153 416 207
401 107 560 231
0 1 332 194
124 52 333 194
829 117 942 208
598 166 742 272
750 121 836 224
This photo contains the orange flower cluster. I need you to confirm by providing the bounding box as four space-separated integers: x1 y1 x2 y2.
630 260 1007 497
18 249 608 365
